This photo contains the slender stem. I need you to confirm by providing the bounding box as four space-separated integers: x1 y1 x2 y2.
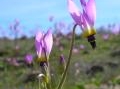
56 24 77 89
43 48 51 89
38 78 41 89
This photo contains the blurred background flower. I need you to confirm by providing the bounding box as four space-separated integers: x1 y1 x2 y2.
102 34 109 41
24 54 33 65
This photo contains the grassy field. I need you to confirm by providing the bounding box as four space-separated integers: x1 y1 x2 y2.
0 33 120 89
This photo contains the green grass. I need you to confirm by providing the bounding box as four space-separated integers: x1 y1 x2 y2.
0 34 120 89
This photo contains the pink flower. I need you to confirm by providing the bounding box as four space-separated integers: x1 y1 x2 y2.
72 47 79 54
102 34 109 41
112 24 120 35
35 30 53 62
79 44 85 50
6 58 20 67
68 0 97 49
68 0 96 37
25 54 33 64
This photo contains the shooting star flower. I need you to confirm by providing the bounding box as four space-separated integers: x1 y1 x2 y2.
35 30 53 63
68 0 97 49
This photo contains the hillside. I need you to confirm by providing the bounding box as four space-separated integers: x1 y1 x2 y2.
0 33 120 89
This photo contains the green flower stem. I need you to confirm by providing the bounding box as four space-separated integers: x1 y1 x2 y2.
46 63 51 89
43 48 51 89
39 63 51 89
38 78 41 89
56 24 77 89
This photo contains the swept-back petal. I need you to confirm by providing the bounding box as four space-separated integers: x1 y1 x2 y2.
68 0 82 25
81 14 90 31
80 0 86 6
85 0 96 26
44 30 53 56
35 31 43 42
82 14 96 37
35 31 43 57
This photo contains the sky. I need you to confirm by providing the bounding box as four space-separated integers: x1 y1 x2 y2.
0 0 120 37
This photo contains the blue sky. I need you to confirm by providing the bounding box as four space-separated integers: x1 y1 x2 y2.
0 0 120 37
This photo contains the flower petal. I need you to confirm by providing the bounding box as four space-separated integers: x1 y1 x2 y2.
68 0 82 25
43 30 53 57
80 0 86 6
35 31 43 42
85 0 96 26
25 54 33 64
35 31 43 57
81 14 91 31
